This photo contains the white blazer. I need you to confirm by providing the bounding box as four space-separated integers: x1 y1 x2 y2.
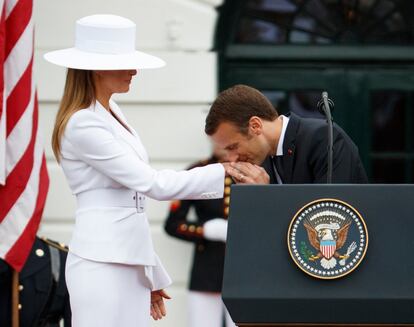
59 100 224 271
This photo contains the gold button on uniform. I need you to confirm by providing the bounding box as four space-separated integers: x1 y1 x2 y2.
35 249 44 257
188 225 195 232
180 224 187 231
224 207 229 216
224 197 230 205
225 177 232 185
224 187 231 195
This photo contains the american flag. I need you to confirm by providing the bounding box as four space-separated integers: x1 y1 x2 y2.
0 0 49 271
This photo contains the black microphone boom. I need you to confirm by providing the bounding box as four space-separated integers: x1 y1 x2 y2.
317 92 334 117
317 91 334 184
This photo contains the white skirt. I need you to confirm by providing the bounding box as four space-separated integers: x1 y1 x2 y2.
66 252 171 327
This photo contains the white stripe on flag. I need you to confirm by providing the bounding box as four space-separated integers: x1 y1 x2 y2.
4 17 33 98
0 115 44 257
5 0 17 18
5 79 35 174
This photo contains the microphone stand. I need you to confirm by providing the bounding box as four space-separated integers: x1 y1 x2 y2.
317 92 334 184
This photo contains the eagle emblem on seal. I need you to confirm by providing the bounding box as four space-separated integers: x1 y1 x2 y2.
304 215 354 269
288 199 368 279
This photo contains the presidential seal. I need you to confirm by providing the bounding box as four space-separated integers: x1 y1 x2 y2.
287 199 368 279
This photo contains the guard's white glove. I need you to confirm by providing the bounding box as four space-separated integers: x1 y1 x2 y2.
203 218 228 242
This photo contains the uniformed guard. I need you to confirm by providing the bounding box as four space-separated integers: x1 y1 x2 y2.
164 153 236 327
0 236 71 327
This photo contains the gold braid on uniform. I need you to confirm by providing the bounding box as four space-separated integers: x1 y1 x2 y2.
172 200 204 237
223 176 233 218
178 223 204 237
40 237 69 252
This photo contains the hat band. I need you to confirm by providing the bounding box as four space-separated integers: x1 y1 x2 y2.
76 39 134 54
75 22 136 55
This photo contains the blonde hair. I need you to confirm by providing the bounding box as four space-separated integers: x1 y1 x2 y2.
52 69 95 162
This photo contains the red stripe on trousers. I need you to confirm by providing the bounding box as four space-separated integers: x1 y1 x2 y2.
0 93 38 222
6 56 33 136
5 0 32 58
5 154 49 271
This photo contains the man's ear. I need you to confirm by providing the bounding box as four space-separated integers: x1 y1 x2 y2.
248 116 263 135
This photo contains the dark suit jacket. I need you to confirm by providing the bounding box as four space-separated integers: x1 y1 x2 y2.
262 112 368 184
164 157 229 292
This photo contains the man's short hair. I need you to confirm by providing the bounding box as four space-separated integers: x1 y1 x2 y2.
205 84 278 135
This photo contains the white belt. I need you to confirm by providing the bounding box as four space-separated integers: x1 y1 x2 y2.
76 188 146 213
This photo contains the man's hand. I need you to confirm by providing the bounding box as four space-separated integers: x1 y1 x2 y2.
225 162 270 184
150 289 171 320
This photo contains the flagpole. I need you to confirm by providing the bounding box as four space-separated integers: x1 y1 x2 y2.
11 269 19 327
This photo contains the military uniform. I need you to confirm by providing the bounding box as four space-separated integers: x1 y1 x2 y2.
164 156 232 292
0 237 71 327
164 157 236 327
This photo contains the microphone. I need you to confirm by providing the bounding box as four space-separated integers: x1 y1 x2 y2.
317 91 334 118
317 91 334 184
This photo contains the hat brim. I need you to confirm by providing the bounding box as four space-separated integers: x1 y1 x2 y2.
44 48 165 70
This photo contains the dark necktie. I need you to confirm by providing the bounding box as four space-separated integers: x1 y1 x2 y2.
271 156 284 184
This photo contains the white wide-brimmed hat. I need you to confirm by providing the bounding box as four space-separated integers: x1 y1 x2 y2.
44 14 165 70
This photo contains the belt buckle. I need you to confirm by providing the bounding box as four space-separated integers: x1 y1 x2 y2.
135 192 145 213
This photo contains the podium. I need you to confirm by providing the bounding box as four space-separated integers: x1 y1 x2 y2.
222 185 414 326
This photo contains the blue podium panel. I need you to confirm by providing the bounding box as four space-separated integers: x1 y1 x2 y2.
222 185 414 325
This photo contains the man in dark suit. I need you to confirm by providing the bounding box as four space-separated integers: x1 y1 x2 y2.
205 84 368 184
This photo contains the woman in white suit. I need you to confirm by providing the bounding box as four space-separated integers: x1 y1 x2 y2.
44 14 233 327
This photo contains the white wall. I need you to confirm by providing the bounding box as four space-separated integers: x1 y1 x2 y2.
34 0 224 326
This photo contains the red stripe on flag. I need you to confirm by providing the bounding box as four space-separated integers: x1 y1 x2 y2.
6 56 32 136
5 154 49 271
0 94 37 222
5 0 32 58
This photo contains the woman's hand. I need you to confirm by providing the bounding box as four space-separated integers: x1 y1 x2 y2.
150 289 171 320
223 162 270 184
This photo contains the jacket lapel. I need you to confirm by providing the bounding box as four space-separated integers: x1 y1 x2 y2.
108 100 138 137
280 113 300 184
94 100 149 163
